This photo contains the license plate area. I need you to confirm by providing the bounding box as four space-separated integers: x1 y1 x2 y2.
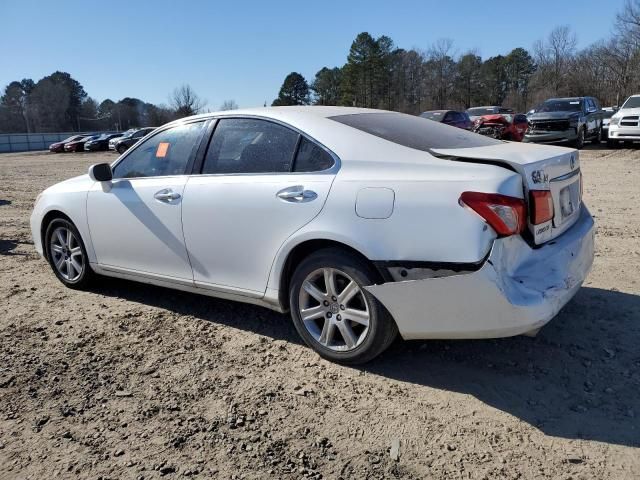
555 178 581 225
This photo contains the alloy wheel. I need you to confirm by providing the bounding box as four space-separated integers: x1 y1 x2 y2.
50 226 84 282
298 267 370 352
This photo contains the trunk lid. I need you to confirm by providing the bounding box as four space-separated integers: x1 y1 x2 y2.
432 142 582 245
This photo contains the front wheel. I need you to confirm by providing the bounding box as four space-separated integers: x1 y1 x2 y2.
45 218 94 289
117 144 127 154
289 248 398 364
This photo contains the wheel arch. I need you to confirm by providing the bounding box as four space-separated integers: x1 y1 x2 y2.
275 238 388 310
41 210 74 260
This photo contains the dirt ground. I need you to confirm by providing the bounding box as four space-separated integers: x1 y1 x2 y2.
0 146 638 480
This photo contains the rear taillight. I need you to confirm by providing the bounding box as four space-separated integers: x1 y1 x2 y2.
460 191 526 236
529 190 554 225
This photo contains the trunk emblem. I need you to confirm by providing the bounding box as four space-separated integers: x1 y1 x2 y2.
532 170 548 184
570 155 576 170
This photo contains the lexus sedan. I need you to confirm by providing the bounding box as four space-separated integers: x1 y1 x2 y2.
31 107 595 364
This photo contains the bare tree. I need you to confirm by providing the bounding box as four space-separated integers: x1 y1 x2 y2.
170 84 205 118
219 99 238 111
616 0 640 46
533 26 577 97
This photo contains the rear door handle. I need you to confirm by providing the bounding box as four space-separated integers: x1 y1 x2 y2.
154 188 181 202
276 186 317 203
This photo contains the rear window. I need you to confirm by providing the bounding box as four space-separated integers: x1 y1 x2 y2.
329 112 501 150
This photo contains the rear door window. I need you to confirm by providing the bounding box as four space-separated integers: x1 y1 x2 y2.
293 137 335 172
202 118 299 174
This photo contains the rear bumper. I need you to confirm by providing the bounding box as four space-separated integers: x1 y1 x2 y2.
523 129 578 144
366 206 595 340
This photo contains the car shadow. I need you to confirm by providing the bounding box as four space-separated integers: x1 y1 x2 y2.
0 199 11 206
89 279 639 447
0 239 21 255
363 286 640 448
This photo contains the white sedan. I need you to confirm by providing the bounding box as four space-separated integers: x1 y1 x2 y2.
30 107 594 364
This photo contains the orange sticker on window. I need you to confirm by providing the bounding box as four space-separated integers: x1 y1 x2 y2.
156 142 170 158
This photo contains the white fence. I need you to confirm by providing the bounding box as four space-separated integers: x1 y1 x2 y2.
0 132 98 153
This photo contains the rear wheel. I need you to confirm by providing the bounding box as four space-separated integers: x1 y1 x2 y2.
289 248 397 364
45 218 94 289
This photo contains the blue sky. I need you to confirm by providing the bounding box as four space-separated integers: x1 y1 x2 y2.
1 0 625 109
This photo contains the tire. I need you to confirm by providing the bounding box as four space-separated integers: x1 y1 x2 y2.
44 218 94 289
289 248 398 364
572 127 585 149
593 127 602 144
117 144 127 154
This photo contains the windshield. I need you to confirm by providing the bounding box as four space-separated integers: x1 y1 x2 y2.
537 100 583 113
467 107 499 116
621 96 640 109
330 112 501 150
420 111 446 121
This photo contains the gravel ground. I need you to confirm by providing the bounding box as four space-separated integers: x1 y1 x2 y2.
0 146 639 479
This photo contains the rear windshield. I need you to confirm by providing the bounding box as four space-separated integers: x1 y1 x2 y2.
621 96 640 109
467 107 499 116
330 112 501 150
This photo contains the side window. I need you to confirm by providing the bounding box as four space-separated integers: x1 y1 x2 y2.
294 137 335 172
443 112 453 123
202 118 298 174
112 122 204 179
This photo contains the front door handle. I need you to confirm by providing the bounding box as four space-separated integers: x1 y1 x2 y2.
154 188 181 202
276 186 317 203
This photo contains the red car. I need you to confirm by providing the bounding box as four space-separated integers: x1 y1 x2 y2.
48 135 85 153
471 113 529 142
63 135 98 152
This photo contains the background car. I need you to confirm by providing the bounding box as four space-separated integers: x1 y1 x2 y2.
48 135 85 153
466 106 515 122
112 127 155 154
524 97 603 149
108 129 136 151
471 113 529 141
607 95 640 147
31 106 594 364
63 135 99 152
600 107 618 141
84 133 123 151
419 110 472 129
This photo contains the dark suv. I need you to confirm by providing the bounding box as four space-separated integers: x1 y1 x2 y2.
524 97 603 149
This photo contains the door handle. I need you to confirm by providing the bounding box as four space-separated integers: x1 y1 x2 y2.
154 188 181 202
276 186 317 203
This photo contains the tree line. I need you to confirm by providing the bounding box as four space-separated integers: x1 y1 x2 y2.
272 1 640 113
0 75 239 134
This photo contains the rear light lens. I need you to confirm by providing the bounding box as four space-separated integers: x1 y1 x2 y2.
529 190 554 225
460 192 526 236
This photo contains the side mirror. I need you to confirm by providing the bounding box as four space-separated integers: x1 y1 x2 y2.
88 163 113 182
